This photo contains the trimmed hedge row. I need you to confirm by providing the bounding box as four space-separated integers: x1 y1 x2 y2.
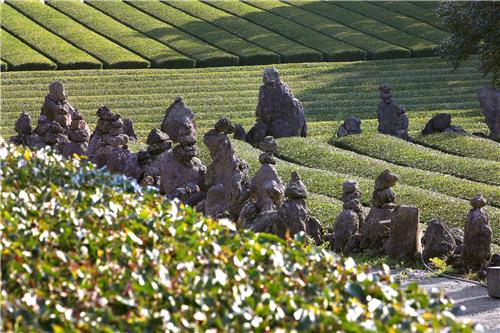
374 1 446 31
1 4 101 70
1 30 56 71
331 133 500 186
286 0 437 57
7 0 149 69
410 1 440 11
335 1 448 44
127 0 279 66
412 133 500 162
278 137 500 208
1 61 6 71
163 0 321 63
87 0 238 67
47 0 195 69
243 0 410 60
206 0 366 61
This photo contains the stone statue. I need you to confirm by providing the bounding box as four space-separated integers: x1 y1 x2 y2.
477 86 500 140
161 96 196 145
463 195 492 269
377 84 409 140
246 68 307 145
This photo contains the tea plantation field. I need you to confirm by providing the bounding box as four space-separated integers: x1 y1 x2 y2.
2 56 499 243
1 0 444 70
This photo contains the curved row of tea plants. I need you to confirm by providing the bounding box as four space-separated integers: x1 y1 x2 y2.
0 141 475 332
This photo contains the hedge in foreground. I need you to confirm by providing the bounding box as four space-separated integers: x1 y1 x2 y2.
0 141 472 332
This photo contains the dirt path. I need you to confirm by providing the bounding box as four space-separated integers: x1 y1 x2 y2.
398 270 500 332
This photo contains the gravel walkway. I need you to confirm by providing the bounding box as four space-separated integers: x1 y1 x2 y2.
398 270 500 332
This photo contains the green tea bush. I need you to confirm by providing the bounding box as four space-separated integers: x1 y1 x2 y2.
286 0 436 57
47 0 195 69
243 0 410 60
0 141 473 332
374 2 446 31
335 1 448 44
207 0 367 61
127 0 279 66
7 0 149 69
87 0 238 68
163 0 321 63
1 4 101 70
1 30 56 71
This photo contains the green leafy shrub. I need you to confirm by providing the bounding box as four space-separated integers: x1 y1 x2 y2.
127 0 279 66
1 4 100 70
87 0 238 68
335 1 448 44
244 0 410 60
7 0 149 69
163 0 321 63
1 30 56 71
286 0 436 57
0 140 473 332
374 2 446 31
206 0 367 61
46 0 195 69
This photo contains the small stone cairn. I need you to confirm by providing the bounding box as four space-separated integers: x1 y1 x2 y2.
377 84 409 140
463 195 492 269
138 128 173 187
326 180 365 253
204 117 250 219
421 113 466 135
246 68 307 146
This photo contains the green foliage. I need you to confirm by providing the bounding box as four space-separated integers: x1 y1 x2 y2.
286 0 436 57
0 141 473 332
87 0 238 67
127 0 279 66
436 1 500 87
331 133 500 186
1 30 56 71
412 132 500 162
245 0 410 60
207 0 367 61
46 0 195 69
1 4 101 70
334 1 448 44
428 258 455 276
163 0 321 63
7 0 149 69
1 60 7 71
374 2 446 31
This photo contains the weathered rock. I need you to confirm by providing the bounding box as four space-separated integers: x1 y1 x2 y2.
360 208 393 250
246 68 307 145
463 195 492 269
15 111 32 135
306 216 323 245
147 128 170 145
161 96 197 144
377 83 409 140
337 116 362 137
204 118 250 219
275 172 308 238
450 227 464 246
41 81 76 125
122 118 137 141
421 113 452 135
63 142 88 157
443 125 466 135
250 161 284 212
477 86 500 140
384 205 421 261
233 124 246 141
159 145 206 200
422 219 456 261
372 170 398 208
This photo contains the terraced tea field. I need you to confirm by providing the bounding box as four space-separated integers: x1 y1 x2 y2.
1 0 444 70
1 56 499 243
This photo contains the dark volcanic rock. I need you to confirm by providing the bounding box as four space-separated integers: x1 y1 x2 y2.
359 208 392 251
384 205 421 261
233 124 246 141
15 111 32 136
422 219 457 261
372 170 398 209
421 113 452 135
337 116 362 137
477 86 500 140
377 83 409 140
246 68 307 145
161 96 197 144
123 118 137 141
463 195 492 269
